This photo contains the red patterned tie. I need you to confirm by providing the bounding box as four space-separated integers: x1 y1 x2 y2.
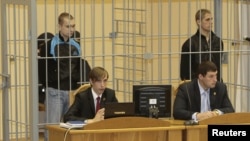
96 97 101 113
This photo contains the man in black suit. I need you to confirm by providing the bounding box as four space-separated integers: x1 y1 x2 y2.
173 61 234 121
63 66 118 124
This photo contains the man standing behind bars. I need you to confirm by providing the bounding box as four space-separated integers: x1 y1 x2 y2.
39 12 82 141
180 9 224 82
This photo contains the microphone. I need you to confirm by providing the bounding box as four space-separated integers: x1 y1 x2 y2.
184 120 199 125
244 36 250 42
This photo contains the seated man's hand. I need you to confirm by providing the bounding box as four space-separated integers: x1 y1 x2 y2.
196 111 218 121
86 108 105 124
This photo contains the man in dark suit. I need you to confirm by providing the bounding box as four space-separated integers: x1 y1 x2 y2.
63 66 118 124
173 61 234 121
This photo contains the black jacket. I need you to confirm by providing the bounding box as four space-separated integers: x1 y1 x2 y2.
180 30 224 81
173 79 234 120
38 34 91 90
63 87 118 122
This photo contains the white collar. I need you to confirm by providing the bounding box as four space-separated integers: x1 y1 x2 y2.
91 88 102 99
198 80 210 95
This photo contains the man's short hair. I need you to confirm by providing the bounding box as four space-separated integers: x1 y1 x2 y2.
195 9 211 21
58 12 74 25
197 61 217 77
89 67 109 82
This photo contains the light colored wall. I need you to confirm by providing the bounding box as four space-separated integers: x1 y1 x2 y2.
0 0 237 119
0 0 241 140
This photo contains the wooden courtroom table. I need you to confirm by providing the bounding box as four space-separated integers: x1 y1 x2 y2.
47 113 250 141
46 116 185 141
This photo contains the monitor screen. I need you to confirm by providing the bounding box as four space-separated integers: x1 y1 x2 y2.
132 84 172 118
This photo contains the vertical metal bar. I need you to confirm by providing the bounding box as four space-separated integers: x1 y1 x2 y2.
168 0 172 84
112 0 115 90
102 0 105 68
158 0 162 83
30 0 39 140
214 0 223 83
214 0 222 37
22 4 29 140
91 0 96 67
13 4 18 140
1 0 10 140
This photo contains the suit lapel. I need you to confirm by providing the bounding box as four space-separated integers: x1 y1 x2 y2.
87 88 96 114
209 88 216 109
193 80 201 111
100 90 107 108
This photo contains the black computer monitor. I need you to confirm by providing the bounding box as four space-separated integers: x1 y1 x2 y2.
132 84 172 118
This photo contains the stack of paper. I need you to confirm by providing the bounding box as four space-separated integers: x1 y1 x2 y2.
60 121 86 129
